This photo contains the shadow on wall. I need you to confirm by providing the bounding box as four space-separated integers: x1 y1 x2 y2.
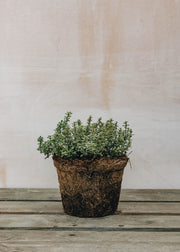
78 0 123 110
0 162 7 187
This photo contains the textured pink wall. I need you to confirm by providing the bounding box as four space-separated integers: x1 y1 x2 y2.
0 0 180 188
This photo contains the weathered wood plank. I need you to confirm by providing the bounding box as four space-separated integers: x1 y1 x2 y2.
0 188 180 201
0 189 179 252
0 214 179 229
0 188 61 201
120 189 180 202
0 201 180 214
0 231 180 252
0 240 179 252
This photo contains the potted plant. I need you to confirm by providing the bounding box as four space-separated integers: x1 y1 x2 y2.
37 112 133 217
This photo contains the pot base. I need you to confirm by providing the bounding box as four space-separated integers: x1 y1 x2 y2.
61 185 121 217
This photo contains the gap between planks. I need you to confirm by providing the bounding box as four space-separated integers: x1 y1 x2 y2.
1 200 180 203
0 227 180 232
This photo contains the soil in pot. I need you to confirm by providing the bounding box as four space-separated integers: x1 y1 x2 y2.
53 155 128 217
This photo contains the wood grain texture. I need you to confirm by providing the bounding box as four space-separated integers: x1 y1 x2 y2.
0 201 180 215
0 189 180 251
0 189 180 201
0 214 180 229
0 231 180 252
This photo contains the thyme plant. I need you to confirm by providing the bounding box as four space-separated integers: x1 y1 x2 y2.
37 112 133 159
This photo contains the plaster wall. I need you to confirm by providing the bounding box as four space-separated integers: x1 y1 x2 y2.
0 0 180 188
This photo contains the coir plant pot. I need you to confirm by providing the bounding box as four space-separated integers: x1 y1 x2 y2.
37 112 133 217
53 155 128 217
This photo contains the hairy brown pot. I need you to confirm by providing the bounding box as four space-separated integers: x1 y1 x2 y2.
53 155 128 217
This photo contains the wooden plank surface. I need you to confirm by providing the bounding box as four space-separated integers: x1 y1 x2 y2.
0 214 180 229
0 201 180 215
0 189 179 252
0 231 180 252
0 188 180 201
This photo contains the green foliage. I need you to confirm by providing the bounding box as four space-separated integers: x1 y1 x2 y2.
37 112 133 159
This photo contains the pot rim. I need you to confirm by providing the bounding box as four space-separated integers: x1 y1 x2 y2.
53 153 128 161
53 154 129 173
